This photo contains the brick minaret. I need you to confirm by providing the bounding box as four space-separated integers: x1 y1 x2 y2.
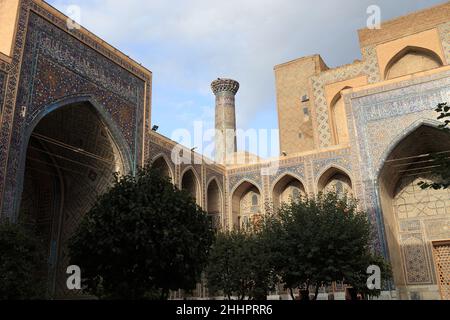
211 78 239 164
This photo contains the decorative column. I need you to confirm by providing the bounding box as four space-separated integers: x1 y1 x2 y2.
211 78 239 164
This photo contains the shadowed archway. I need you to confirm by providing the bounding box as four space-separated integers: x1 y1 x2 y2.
272 174 306 211
231 180 262 229
19 101 130 298
151 154 174 182
206 178 223 230
318 167 352 196
181 168 201 205
378 124 450 300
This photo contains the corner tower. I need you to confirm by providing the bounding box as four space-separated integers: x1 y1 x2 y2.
211 78 239 164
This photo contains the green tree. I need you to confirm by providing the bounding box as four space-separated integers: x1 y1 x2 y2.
265 192 390 300
419 102 450 190
206 229 276 300
0 220 46 299
68 165 214 299
344 253 391 300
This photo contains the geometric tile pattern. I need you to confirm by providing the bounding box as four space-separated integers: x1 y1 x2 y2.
394 174 450 285
394 176 450 220
0 71 6 113
401 234 432 284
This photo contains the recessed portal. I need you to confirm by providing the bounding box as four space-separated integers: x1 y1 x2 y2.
19 102 125 297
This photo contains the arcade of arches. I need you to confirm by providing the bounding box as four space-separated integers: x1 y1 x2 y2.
19 102 126 297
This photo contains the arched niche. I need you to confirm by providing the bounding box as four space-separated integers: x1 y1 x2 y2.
272 174 306 211
385 46 443 80
318 167 353 196
330 87 351 146
231 181 262 229
181 167 201 205
206 178 223 230
378 124 450 299
151 154 174 182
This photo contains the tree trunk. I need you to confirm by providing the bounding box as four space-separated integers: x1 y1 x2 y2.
313 283 320 300
160 288 169 300
289 288 295 300
346 287 358 300
300 289 310 301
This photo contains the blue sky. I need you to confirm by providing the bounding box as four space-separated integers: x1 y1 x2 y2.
47 0 446 157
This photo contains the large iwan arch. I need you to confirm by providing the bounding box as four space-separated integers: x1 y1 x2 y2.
378 124 450 300
18 99 131 297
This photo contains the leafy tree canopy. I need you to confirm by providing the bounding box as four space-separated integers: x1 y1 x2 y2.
68 165 214 299
206 229 276 300
0 220 46 299
264 192 390 300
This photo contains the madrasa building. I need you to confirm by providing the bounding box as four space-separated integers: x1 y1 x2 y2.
0 0 449 299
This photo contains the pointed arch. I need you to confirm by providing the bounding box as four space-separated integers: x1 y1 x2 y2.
206 177 223 230
384 46 443 80
151 153 174 182
317 165 353 195
231 179 263 229
375 119 442 180
330 86 352 145
180 166 201 205
271 173 307 210
15 95 133 217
